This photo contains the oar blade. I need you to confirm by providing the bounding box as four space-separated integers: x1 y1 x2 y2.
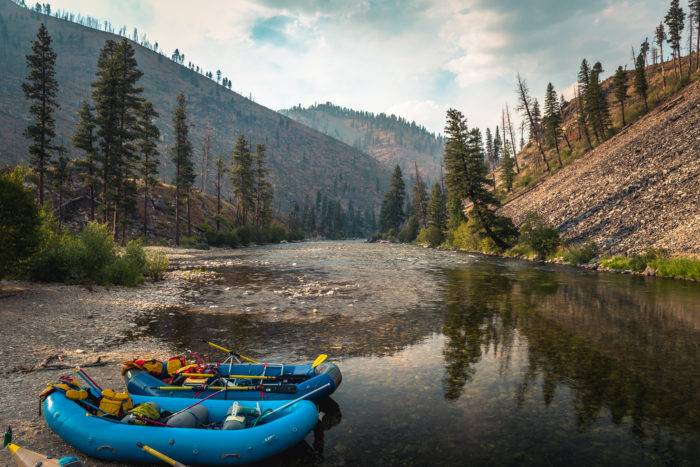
311 354 328 369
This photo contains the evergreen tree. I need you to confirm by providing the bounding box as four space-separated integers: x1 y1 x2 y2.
253 144 273 227
49 152 70 225
485 128 495 182
136 100 160 237
23 23 59 205
492 125 502 170
72 101 98 220
0 170 41 280
443 108 517 249
427 182 447 231
411 162 429 228
530 99 542 142
656 22 668 87
543 82 563 167
230 135 254 225
612 66 628 126
576 61 594 148
665 0 686 78
171 92 194 245
379 165 406 234
91 38 144 241
634 53 649 111
516 74 550 171
214 156 226 232
499 149 515 192
589 62 612 139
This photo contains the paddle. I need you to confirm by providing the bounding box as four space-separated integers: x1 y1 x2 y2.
252 383 331 426
136 442 188 467
154 384 297 394
175 373 310 383
201 340 258 364
311 354 328 369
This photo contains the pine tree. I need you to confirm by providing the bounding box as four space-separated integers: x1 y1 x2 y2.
214 156 226 232
427 182 447 231
91 38 144 241
516 74 550 172
230 135 254 225
590 62 612 140
171 93 194 245
499 149 515 192
411 162 429 228
530 99 542 142
72 101 98 220
485 128 495 182
656 22 668 87
379 165 406 234
577 59 598 143
612 66 628 126
543 83 563 167
634 53 649 111
253 144 273 227
23 23 59 205
443 109 517 248
665 0 686 78
558 94 573 151
136 100 160 237
492 125 502 165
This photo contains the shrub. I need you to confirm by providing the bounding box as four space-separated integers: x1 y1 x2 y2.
416 226 444 248
451 220 481 252
0 168 41 279
263 223 288 243
562 242 598 265
236 225 256 245
180 235 210 250
518 212 560 260
106 256 144 286
651 257 700 281
205 229 240 248
145 250 169 281
74 222 116 282
599 256 633 270
398 216 419 243
28 212 74 282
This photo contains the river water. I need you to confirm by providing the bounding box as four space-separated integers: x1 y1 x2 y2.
144 241 700 466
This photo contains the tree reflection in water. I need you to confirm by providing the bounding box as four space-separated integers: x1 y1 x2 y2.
440 263 700 456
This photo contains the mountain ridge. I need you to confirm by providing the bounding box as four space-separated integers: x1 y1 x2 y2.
0 0 388 212
280 102 444 182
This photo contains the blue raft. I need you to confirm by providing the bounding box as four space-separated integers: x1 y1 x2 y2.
42 391 318 465
125 361 342 401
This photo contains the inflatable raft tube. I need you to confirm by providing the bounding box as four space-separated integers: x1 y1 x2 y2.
42 392 318 465
125 361 342 401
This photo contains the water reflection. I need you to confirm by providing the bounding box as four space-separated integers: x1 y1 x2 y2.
439 261 700 461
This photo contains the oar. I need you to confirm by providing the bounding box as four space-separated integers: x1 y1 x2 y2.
162 388 227 421
253 383 331 426
176 373 309 382
136 442 188 467
201 340 258 363
154 384 297 394
311 354 328 369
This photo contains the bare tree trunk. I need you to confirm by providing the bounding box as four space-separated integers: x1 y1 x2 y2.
216 171 221 232
187 189 192 237
143 180 148 238
563 128 573 151
620 100 626 127
554 136 562 168
201 130 211 193
659 42 667 87
516 74 550 172
505 104 520 173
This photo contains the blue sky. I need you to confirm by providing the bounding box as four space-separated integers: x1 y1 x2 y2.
50 0 669 134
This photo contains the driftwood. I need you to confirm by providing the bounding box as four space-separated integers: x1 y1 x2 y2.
10 354 107 373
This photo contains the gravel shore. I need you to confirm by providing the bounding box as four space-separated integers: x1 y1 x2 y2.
0 248 204 466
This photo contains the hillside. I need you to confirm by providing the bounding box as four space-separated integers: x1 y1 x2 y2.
0 0 388 213
501 79 700 255
280 103 444 182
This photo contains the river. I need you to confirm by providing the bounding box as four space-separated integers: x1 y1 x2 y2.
142 241 700 466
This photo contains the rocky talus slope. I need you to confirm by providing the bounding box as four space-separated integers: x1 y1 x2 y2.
501 81 700 255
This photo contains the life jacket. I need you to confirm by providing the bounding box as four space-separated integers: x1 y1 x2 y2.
127 402 161 424
121 358 165 377
98 389 133 417
39 382 88 401
166 356 188 375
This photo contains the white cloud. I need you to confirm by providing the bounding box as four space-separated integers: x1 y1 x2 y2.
386 100 449 134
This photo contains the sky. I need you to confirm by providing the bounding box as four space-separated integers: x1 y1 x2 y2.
48 0 669 134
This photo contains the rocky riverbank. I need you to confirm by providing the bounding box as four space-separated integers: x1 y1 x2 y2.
0 249 207 466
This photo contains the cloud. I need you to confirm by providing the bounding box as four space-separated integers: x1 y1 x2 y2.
49 0 669 134
386 100 449 135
